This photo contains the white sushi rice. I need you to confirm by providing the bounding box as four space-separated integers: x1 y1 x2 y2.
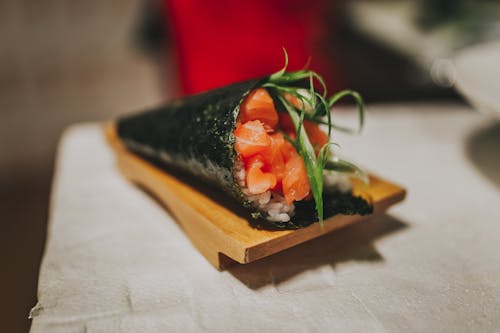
323 171 352 193
234 159 295 222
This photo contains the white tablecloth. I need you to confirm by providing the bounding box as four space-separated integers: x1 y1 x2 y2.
30 103 500 332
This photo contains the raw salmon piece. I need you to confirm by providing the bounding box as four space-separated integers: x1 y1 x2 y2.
245 155 277 194
285 93 307 110
240 88 278 131
268 131 295 162
282 152 311 204
304 120 329 148
278 112 295 132
234 120 272 157
267 133 286 182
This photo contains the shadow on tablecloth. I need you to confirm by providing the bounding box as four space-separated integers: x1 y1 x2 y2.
465 122 500 189
227 214 408 290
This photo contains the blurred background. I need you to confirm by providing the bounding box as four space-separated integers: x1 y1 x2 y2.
1 0 499 331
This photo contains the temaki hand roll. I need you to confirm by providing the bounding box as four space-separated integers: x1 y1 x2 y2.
117 55 372 229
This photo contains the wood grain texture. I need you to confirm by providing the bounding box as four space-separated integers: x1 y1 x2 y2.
104 123 406 269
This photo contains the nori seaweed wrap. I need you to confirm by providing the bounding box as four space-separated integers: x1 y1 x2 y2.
117 66 372 229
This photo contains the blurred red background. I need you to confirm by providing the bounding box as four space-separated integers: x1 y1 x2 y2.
164 0 339 95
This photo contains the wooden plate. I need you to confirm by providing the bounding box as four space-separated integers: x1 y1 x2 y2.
105 123 406 269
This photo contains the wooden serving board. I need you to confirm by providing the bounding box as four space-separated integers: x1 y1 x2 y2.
105 123 406 269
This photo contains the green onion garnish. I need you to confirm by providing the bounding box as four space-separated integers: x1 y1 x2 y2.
263 49 367 224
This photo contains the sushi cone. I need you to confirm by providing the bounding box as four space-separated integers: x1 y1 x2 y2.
117 70 372 229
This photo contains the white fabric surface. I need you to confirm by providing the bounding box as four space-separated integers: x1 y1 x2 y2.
30 104 500 332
